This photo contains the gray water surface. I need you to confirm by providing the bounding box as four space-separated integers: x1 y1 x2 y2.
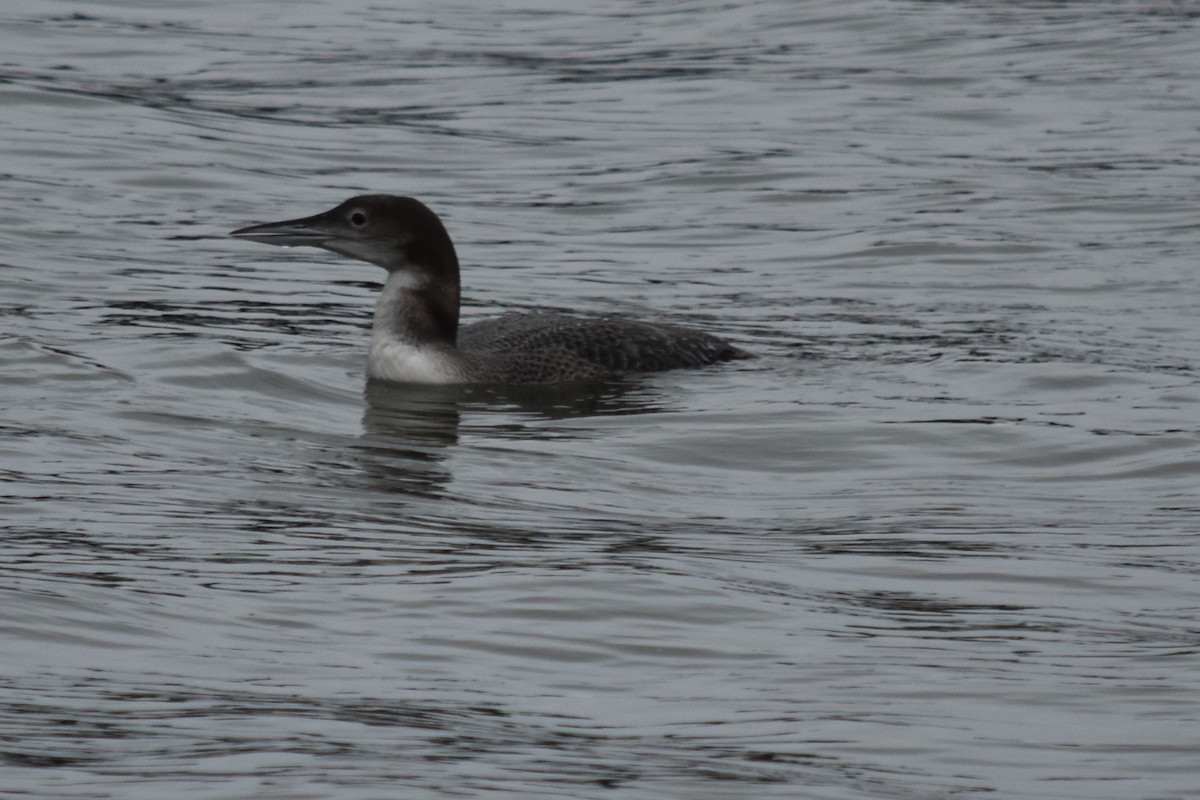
3 1 1200 798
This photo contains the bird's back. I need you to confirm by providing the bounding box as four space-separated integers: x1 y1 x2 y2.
456 311 751 383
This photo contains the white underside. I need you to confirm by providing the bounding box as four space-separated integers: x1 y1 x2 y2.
367 335 465 384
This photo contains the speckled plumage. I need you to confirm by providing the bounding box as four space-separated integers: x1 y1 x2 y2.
457 311 750 383
232 195 752 385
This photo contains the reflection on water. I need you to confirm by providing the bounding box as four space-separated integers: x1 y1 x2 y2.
357 377 685 498
3 0 1200 798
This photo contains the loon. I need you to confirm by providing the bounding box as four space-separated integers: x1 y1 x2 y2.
230 195 751 384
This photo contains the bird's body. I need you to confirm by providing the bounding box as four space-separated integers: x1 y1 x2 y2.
231 195 751 385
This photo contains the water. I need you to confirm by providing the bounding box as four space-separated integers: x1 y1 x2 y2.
3 0 1199 797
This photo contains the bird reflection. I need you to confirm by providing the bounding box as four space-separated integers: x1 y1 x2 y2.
355 377 670 496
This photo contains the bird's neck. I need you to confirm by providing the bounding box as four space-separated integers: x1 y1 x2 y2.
372 269 460 347
367 270 468 383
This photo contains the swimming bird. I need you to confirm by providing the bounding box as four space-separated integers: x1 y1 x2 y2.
230 195 751 384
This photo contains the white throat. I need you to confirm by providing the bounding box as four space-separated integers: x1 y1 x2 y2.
367 271 464 384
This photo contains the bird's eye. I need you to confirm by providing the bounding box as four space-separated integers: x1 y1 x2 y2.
350 211 367 227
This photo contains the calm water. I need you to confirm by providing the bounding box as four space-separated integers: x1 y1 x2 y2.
3 1 1200 798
